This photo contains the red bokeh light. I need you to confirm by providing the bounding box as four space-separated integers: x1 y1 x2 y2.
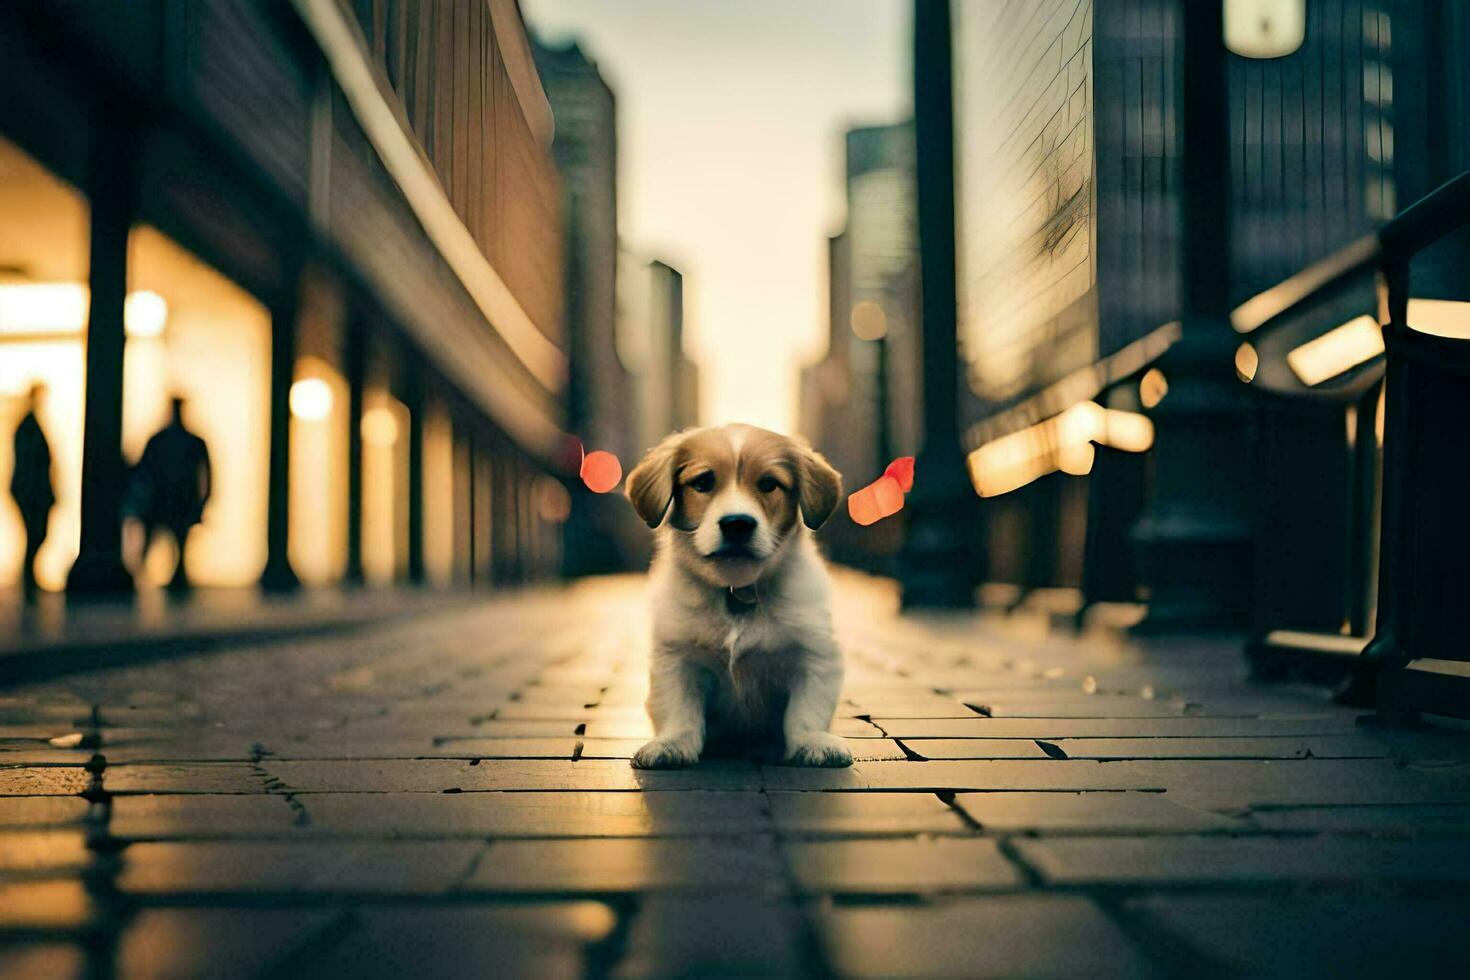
580 450 623 493
884 456 915 493
848 475 904 526
848 458 916 526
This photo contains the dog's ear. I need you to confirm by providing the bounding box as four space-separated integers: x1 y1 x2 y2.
794 441 842 530
626 436 680 528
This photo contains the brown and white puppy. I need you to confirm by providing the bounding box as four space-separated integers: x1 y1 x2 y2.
624 424 851 768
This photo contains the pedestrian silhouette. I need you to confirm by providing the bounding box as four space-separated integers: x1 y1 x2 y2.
131 397 211 594
9 384 55 604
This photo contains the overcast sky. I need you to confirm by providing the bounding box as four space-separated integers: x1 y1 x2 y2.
522 0 909 436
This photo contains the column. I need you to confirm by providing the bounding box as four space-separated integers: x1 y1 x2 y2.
342 318 366 587
491 448 519 584
404 362 426 585
1080 445 1147 607
460 431 476 585
260 276 301 593
897 0 982 608
474 441 495 585
343 314 365 585
1130 1 1252 629
1022 475 1061 595
68 117 137 597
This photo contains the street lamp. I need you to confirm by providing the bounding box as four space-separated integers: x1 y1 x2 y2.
896 0 982 609
1224 0 1306 59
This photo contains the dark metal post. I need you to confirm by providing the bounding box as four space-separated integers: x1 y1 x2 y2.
1023 475 1062 594
512 458 530 582
491 448 514 584
1130 0 1252 629
343 314 365 585
405 363 426 585
1081 443 1147 607
463 433 477 585
261 275 301 593
68 117 137 597
477 442 495 585
898 0 981 608
1344 266 1411 705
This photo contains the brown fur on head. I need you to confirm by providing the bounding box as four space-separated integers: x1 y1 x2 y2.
625 425 842 587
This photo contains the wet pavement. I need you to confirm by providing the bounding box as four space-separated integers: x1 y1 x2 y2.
2 573 1469 977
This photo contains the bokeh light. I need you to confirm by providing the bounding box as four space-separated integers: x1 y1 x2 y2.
123 290 169 338
1235 343 1260 383
848 474 904 526
0 283 169 338
581 450 623 493
884 456 915 492
848 457 916 526
289 377 334 421
850 300 889 341
1139 367 1168 408
361 407 399 447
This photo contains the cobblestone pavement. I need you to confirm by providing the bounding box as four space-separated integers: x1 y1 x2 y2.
3 573 1470 977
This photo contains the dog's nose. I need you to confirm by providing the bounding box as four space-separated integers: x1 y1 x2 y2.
719 514 757 544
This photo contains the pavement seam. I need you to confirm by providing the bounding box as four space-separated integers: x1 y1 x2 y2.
250 745 311 828
449 839 495 892
893 737 929 761
992 835 1047 890
78 706 131 975
759 785 839 980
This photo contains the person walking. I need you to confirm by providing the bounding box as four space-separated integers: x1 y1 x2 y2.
9 384 55 604
133 397 211 594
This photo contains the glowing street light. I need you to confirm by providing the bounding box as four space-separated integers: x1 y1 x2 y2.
1285 315 1384 387
1406 299 1470 340
0 283 88 333
123 291 168 338
0 282 169 338
966 402 1155 497
1224 0 1306 60
289 377 334 421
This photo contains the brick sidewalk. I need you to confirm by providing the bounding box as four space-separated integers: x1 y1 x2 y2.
3 573 1469 977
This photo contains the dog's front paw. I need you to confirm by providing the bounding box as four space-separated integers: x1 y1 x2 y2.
631 735 702 770
784 732 853 768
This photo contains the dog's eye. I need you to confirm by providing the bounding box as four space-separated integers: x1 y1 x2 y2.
688 472 716 493
757 475 782 494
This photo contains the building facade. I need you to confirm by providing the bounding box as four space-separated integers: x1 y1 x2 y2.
800 122 917 571
533 37 628 464
533 36 663 574
0 0 572 597
619 256 699 459
938 0 1469 621
794 0 1470 635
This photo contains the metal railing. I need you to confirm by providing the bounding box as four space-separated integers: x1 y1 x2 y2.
1233 172 1470 719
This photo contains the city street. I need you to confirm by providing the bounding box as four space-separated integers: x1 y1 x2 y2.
3 573 1469 977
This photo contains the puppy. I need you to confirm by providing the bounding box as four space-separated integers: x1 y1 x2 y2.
624 424 852 769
